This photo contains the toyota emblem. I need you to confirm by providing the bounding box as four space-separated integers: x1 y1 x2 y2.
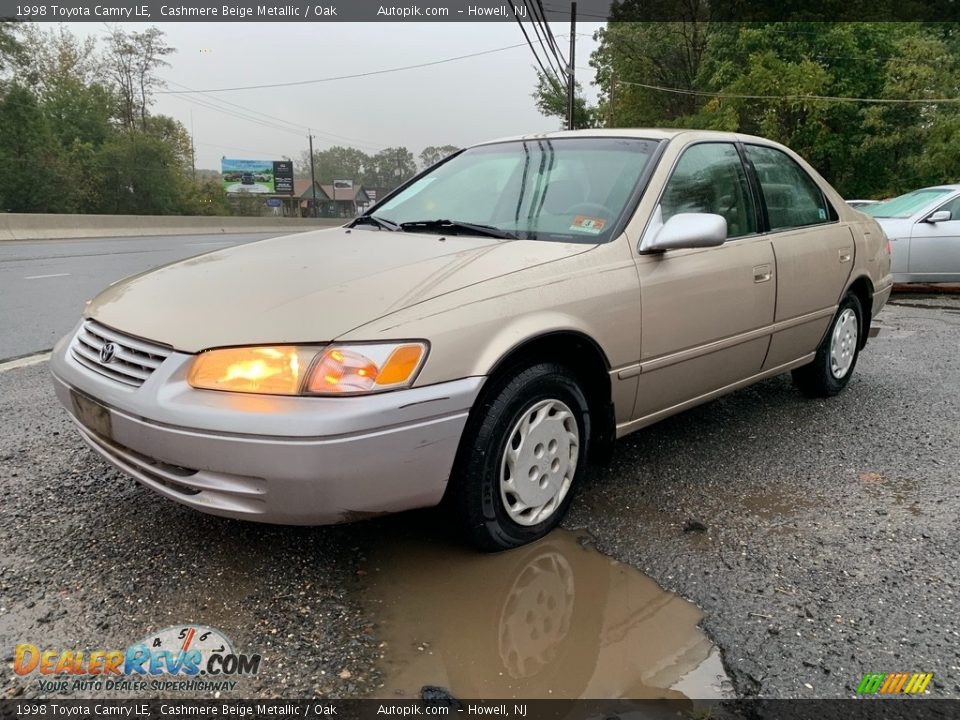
99 343 117 364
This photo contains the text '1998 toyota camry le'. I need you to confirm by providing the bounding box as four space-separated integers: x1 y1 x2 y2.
51 129 893 550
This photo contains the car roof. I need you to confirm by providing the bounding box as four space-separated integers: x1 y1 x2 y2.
472 128 783 146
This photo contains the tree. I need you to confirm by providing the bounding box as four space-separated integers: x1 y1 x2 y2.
105 26 174 130
183 177 234 216
18 24 103 97
532 70 594 129
856 31 960 195
419 145 460 169
95 130 187 215
588 19 709 127
144 114 193 170
537 21 960 199
0 24 224 216
364 147 417 189
0 85 64 212
0 21 23 77
297 145 369 185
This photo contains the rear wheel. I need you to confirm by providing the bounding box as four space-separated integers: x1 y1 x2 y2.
448 363 590 552
792 292 864 397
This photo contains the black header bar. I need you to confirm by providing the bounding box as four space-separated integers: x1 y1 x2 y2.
2 0 958 22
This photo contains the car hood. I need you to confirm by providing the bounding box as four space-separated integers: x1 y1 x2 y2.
86 227 593 352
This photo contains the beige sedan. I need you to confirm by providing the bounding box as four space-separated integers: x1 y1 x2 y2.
50 129 892 550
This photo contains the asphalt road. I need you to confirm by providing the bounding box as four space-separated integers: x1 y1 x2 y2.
0 233 281 361
1 294 958 701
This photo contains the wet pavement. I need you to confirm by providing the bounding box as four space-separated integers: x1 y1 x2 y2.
367 528 730 699
2 294 958 700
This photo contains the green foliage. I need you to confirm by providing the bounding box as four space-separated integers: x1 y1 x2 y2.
105 26 175 131
532 70 595 129
534 22 960 199
0 21 24 75
419 144 461 169
297 145 419 190
297 145 368 185
0 85 64 212
0 24 229 216
365 146 417 188
95 130 186 215
185 177 236 216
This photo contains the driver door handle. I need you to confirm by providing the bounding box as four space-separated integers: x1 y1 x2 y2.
753 264 772 283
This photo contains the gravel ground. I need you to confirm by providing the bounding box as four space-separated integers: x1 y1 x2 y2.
569 294 960 698
2 294 958 700
0 370 383 698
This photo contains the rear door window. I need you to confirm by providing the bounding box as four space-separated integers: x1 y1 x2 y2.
745 145 832 231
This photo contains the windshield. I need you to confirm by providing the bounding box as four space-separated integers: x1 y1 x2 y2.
371 137 661 242
863 188 954 218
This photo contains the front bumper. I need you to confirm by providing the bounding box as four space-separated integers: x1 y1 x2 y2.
50 325 483 524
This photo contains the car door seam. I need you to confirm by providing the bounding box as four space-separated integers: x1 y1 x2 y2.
760 240 778 369
629 306 835 376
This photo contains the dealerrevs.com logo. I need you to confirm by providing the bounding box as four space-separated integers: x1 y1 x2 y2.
856 672 934 695
13 625 260 694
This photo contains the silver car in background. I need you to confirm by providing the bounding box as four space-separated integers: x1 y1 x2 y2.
863 185 960 282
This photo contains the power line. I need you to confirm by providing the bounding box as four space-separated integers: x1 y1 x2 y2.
614 78 960 104
164 80 385 152
523 0 566 81
166 80 309 134
166 93 306 138
156 42 535 94
533 0 569 68
508 1 567 91
601 29 899 65
540 2 608 20
194 140 291 158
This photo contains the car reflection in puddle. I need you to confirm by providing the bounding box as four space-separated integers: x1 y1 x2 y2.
365 528 731 700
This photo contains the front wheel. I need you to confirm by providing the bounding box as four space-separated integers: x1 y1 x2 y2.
792 292 864 398
447 363 591 552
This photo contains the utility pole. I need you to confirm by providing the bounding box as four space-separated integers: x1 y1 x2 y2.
608 76 617 128
566 1 577 131
189 110 196 182
308 130 318 219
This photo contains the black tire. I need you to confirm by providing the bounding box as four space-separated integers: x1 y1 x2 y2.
446 362 591 552
792 292 864 398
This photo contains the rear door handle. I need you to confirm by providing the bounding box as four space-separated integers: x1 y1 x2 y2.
839 250 852 263
753 264 772 283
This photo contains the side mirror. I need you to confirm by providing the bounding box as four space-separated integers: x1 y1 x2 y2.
646 213 727 252
925 210 952 223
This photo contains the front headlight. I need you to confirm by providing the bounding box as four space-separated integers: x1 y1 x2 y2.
187 342 428 396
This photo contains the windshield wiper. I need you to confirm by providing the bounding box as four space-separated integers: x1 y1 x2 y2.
351 214 400 231
399 219 516 239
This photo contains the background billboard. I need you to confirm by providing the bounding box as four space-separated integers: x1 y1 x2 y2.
274 161 294 194
221 159 293 195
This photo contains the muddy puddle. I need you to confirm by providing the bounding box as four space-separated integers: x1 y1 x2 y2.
365 528 731 700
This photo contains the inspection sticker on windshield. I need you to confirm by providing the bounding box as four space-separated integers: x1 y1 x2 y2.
570 215 606 234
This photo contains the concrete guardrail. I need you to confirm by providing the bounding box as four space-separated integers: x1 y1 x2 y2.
0 213 345 241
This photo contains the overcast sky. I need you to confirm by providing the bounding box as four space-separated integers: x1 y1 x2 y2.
66 22 603 170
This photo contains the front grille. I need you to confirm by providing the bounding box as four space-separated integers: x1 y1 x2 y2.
70 320 172 387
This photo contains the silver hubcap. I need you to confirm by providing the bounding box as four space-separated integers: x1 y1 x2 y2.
830 308 858 379
499 399 579 526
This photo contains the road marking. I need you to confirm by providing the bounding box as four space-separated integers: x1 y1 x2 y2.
183 241 235 247
0 352 51 373
24 273 70 279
